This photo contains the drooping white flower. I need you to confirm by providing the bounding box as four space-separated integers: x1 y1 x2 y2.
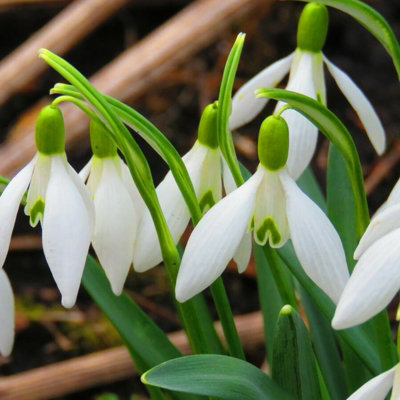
80 120 145 295
332 198 400 329
133 103 251 273
230 3 385 180
0 105 94 308
345 364 399 400
176 115 349 303
0 270 14 357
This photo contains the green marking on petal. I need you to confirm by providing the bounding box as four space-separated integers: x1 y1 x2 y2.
29 198 45 227
256 217 282 246
199 190 216 213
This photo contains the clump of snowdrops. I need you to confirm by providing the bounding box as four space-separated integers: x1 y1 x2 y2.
0 1 399 399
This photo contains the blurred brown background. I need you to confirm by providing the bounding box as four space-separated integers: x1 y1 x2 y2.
0 0 398 399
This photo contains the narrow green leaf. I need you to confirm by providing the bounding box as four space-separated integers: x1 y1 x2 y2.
256 88 368 239
142 355 294 400
300 0 400 79
253 244 284 361
278 243 380 375
217 33 246 187
299 287 348 400
272 305 321 399
82 256 203 400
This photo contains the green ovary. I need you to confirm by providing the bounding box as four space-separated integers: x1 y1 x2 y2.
199 190 216 213
255 217 282 246
29 198 45 227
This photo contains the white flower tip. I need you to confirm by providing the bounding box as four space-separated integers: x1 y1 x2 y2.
110 283 123 297
175 287 191 303
61 295 76 309
331 308 356 330
0 331 14 357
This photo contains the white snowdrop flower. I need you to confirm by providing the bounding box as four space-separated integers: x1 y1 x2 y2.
346 364 399 400
176 115 349 303
332 186 400 329
230 3 385 180
134 102 252 273
80 119 145 295
0 105 94 308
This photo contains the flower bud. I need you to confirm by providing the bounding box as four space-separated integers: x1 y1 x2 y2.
198 101 219 149
35 105 65 155
297 3 329 53
90 119 117 158
258 115 289 171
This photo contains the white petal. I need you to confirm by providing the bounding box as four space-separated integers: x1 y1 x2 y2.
0 270 14 356
92 159 137 295
253 168 289 247
347 365 396 400
233 232 252 273
42 156 92 308
229 53 294 130
275 51 318 180
175 168 264 302
391 365 400 400
281 171 349 304
120 160 146 220
133 144 207 272
354 204 400 259
324 56 385 155
197 147 222 213
67 163 95 233
25 154 51 226
0 158 35 268
222 155 237 195
78 158 92 182
312 52 326 105
332 228 400 329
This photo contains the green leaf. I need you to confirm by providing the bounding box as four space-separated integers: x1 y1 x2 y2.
300 0 400 79
253 244 284 361
256 88 368 239
217 33 246 187
298 287 348 400
142 355 294 400
327 145 397 372
82 256 203 400
278 243 380 375
272 305 321 399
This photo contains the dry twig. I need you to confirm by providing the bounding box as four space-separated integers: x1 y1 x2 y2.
0 311 264 400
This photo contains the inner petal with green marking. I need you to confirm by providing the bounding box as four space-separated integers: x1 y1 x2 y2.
24 154 51 227
252 167 289 248
29 198 45 227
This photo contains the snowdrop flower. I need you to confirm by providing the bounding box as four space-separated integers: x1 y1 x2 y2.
0 105 94 308
134 102 251 273
176 115 349 303
345 364 399 400
332 181 400 329
230 2 385 180
0 270 14 357
80 120 145 295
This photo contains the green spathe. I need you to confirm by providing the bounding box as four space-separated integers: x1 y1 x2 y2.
297 3 329 53
258 116 289 171
198 102 219 149
35 105 65 155
90 119 118 158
